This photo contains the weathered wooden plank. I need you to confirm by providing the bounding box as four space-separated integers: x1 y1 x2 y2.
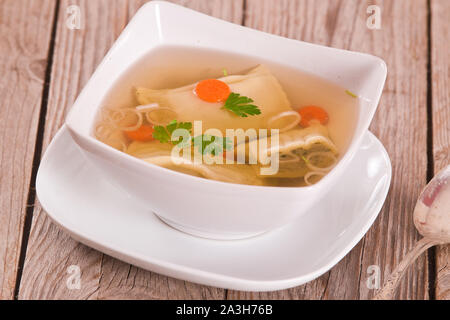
227 0 429 300
431 0 450 301
17 0 434 300
17 0 129 300
0 0 56 300
18 0 243 300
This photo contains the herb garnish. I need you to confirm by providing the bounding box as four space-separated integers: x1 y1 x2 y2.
192 135 232 156
301 155 309 164
153 120 192 145
153 120 232 156
345 89 358 98
222 92 261 117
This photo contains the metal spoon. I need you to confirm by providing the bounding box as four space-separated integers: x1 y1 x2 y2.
374 165 450 300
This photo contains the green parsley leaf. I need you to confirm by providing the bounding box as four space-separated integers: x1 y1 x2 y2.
222 92 261 117
192 135 232 156
153 120 192 145
301 155 309 164
345 89 358 98
152 126 170 143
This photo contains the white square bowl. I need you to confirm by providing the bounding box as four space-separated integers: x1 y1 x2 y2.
66 1 387 240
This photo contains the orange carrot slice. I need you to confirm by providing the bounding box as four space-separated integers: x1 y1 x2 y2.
125 125 155 142
195 79 231 103
298 106 329 127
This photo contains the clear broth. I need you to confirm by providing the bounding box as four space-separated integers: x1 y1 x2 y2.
95 46 359 187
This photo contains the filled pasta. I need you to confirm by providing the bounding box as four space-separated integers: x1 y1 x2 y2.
127 140 265 185
248 124 337 179
135 65 299 133
94 60 356 187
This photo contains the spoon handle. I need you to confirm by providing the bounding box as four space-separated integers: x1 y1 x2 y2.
373 237 440 300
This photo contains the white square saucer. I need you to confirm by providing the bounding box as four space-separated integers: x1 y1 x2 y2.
36 125 391 291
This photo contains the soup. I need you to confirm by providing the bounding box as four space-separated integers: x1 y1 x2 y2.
94 46 358 187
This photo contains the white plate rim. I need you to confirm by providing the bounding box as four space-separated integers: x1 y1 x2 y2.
36 125 392 291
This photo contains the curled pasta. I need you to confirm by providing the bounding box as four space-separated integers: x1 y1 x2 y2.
304 171 326 186
267 111 301 133
102 108 143 131
305 151 337 172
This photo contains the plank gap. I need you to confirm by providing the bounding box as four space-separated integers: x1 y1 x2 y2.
12 0 61 300
425 0 436 301
241 0 247 26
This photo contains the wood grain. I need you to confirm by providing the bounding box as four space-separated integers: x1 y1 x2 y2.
12 0 444 300
0 0 56 300
18 0 242 300
431 0 450 301
227 0 430 300
17 0 129 300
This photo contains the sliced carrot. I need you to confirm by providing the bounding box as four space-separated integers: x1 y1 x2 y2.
298 106 329 127
125 125 155 142
195 79 231 103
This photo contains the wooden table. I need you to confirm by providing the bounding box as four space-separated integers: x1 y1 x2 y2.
0 0 448 300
